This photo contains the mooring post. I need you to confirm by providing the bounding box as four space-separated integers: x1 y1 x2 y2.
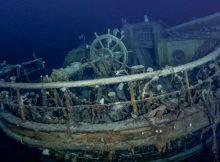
128 81 139 115
16 89 26 122
184 71 192 105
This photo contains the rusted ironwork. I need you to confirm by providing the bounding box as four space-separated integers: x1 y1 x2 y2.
128 81 139 115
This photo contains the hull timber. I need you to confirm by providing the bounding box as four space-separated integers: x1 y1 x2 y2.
1 12 220 161
1 47 220 161
1 105 220 161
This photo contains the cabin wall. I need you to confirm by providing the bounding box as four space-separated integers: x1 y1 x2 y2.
122 22 165 67
156 39 204 67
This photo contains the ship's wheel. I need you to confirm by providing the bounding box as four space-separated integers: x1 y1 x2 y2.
89 29 128 70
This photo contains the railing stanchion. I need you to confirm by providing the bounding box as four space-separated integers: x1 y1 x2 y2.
214 60 220 81
41 89 47 107
64 90 73 134
128 81 139 115
53 89 60 107
16 89 26 122
184 71 192 105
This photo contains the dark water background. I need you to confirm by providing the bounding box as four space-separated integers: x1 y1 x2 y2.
1 0 220 161
1 0 220 69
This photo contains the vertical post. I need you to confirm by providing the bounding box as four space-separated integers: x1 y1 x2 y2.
16 89 26 122
23 68 30 82
214 60 220 81
53 89 59 107
184 71 192 105
41 89 47 107
128 81 139 115
0 102 4 111
64 90 73 134
0 94 4 111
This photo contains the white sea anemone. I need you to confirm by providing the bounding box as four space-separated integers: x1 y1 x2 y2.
108 91 116 97
156 84 162 91
42 149 50 156
9 76 16 82
146 67 154 72
60 87 67 92
118 83 124 91
99 98 105 105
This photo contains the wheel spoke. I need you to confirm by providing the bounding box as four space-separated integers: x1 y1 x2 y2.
107 28 110 35
107 38 112 48
94 32 104 48
98 39 104 48
90 32 128 70
94 32 99 38
114 52 123 59
111 43 119 52
114 51 123 55
120 35 125 40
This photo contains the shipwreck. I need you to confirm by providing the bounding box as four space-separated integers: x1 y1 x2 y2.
1 12 220 161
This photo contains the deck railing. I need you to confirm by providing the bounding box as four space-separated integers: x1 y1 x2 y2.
0 47 220 132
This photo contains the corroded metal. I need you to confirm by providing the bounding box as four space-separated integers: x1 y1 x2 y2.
128 81 139 115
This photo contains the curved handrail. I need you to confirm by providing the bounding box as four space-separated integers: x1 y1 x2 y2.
0 47 220 90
